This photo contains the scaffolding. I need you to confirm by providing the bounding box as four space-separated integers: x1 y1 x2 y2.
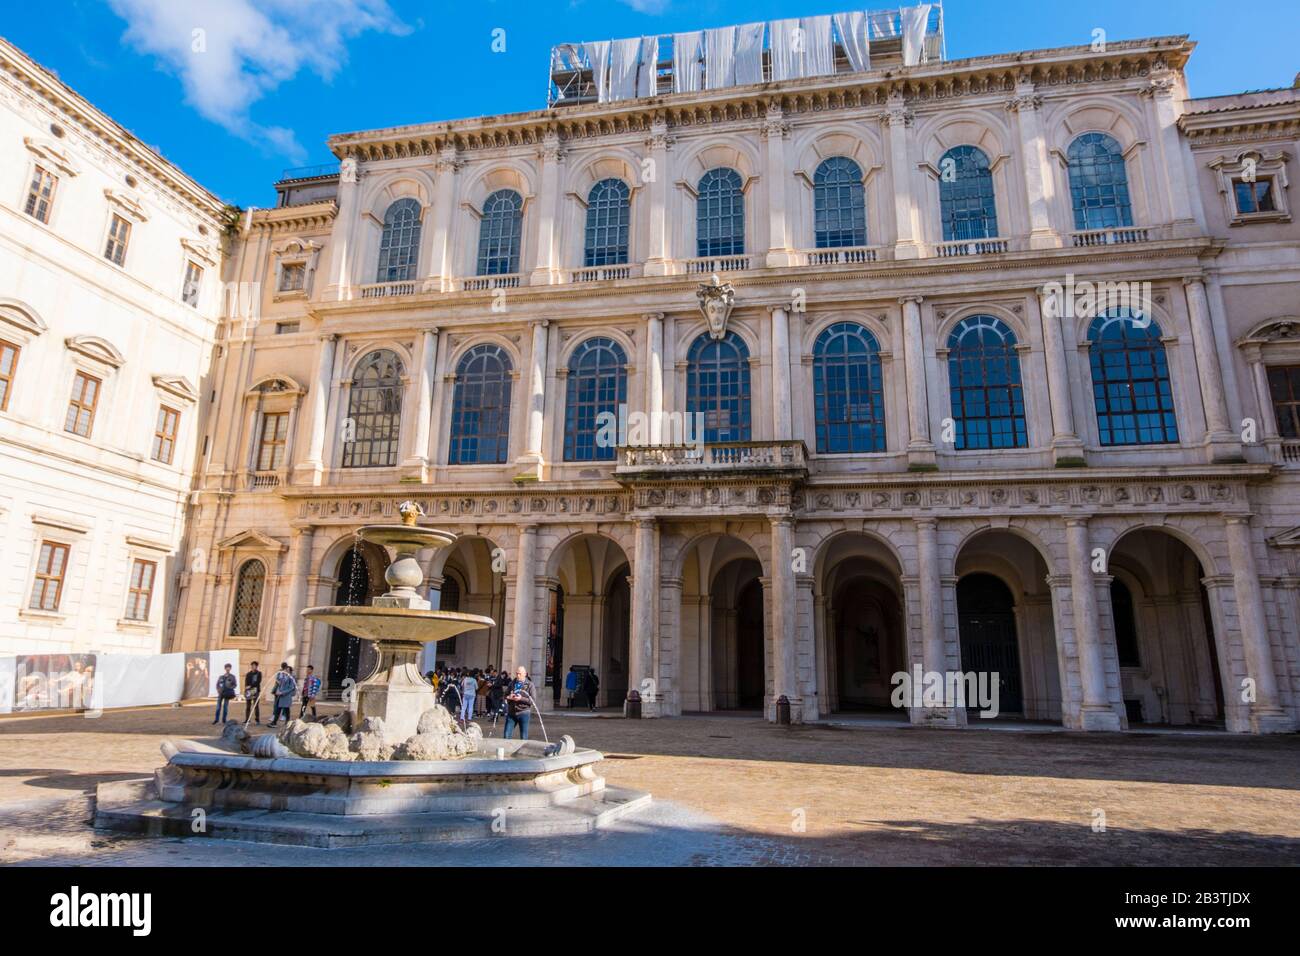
548 4 945 108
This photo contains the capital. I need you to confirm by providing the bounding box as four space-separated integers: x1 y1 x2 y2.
899 295 924 306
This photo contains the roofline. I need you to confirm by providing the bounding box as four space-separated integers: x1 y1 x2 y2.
0 34 229 219
327 34 1194 157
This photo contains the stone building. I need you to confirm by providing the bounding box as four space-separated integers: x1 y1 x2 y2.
172 19 1300 733
0 37 227 656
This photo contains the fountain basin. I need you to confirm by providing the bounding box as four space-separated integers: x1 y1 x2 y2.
301 607 494 644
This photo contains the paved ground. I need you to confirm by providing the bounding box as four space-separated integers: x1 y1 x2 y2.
1 702 1297 866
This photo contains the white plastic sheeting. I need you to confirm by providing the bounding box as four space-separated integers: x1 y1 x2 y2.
636 35 659 97
704 26 736 90
610 38 642 101
901 3 933 66
769 18 802 82
735 22 765 85
672 31 703 93
91 652 185 711
834 11 871 72
583 40 612 102
0 656 14 714
803 15 835 77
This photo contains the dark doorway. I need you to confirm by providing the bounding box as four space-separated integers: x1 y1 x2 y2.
957 573 1023 714
548 586 565 703
603 572 630 706
326 545 379 698
736 578 765 709
833 577 905 711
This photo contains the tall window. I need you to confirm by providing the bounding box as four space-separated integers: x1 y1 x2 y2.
65 371 100 438
437 575 461 654
256 411 288 471
1267 365 1300 439
229 560 266 637
105 214 131 265
687 331 751 443
375 198 422 282
1088 309 1179 446
342 349 404 468
813 322 885 453
30 541 69 611
449 344 513 464
125 558 157 622
182 261 203 307
939 146 998 241
584 179 631 266
564 337 628 461
1110 579 1141 667
947 315 1027 450
0 340 19 412
476 190 523 275
696 168 745 257
279 262 306 292
814 157 867 248
25 166 57 223
1235 178 1277 215
1067 132 1133 231
152 406 180 464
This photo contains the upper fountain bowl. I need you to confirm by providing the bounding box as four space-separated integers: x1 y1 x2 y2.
359 525 457 555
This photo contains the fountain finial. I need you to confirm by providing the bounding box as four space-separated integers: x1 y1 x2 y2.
398 500 423 527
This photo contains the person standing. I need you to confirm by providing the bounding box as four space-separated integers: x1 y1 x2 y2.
243 661 263 724
268 663 297 727
213 664 238 724
503 666 537 740
441 673 461 718
583 669 600 712
299 665 321 720
459 669 478 727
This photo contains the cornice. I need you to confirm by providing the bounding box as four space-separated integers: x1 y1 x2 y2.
245 201 338 235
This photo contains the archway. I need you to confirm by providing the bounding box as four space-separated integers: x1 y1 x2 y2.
325 539 386 698
953 530 1062 722
1108 529 1224 727
428 535 505 671
546 533 631 709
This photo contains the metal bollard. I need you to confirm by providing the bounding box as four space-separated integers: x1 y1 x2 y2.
624 688 642 719
776 694 791 726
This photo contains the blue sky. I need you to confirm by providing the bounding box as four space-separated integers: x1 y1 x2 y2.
3 0 1296 207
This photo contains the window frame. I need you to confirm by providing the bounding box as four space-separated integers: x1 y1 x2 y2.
181 260 203 308
0 338 20 413
228 558 267 638
686 331 752 444
945 315 1029 451
938 145 999 242
30 540 70 612
341 349 405 469
152 405 180 464
104 213 132 267
449 344 514 465
1066 132 1135 231
563 336 628 462
375 197 423 283
1087 309 1180 447
695 168 746 258
476 190 524 276
24 164 58 224
124 557 158 623
256 410 289 472
813 157 868 249
584 179 632 267
1266 364 1300 440
812 321 886 454
65 370 101 438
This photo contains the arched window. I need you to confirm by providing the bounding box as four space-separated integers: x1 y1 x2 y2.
564 337 628 461
476 189 523 276
229 559 266 637
813 322 885 453
449 344 513 464
696 168 744 257
946 315 1027 450
1067 133 1133 231
813 157 867 248
584 179 631 266
1088 309 1178 446
375 198 422 282
342 349 404 468
687 331 750 443
939 146 998 241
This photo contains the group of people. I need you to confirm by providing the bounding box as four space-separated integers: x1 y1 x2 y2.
213 661 320 726
426 664 537 739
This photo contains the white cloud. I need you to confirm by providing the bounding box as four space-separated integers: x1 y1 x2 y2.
107 0 409 162
618 0 670 13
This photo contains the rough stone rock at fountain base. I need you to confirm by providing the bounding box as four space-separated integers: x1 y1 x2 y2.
281 719 353 761
322 711 353 735
394 731 477 760
349 716 399 761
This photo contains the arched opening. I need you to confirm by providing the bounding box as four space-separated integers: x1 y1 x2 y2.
544 533 631 710
428 535 505 671
325 540 386 697
954 531 1062 722
1108 529 1225 727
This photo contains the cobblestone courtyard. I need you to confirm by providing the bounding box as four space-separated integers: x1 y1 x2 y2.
0 704 1297 866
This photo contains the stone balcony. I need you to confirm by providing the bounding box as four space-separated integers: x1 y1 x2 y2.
614 440 809 482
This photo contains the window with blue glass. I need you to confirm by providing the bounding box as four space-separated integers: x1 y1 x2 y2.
564 337 627 461
813 322 885 453
375 198 422 283
476 190 523 276
946 316 1027 450
939 146 999 241
584 179 631 266
342 349 404 468
814 157 867 248
1088 309 1178 446
687 331 750 443
1067 133 1133 231
449 344 513 464
696 168 745 257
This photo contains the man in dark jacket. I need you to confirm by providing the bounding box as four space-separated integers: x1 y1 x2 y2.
213 664 238 724
582 669 600 711
503 666 537 740
243 661 263 724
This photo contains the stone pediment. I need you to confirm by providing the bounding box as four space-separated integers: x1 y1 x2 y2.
65 335 125 368
152 374 198 403
180 237 219 266
217 530 286 552
24 136 79 177
1267 527 1300 548
0 299 47 336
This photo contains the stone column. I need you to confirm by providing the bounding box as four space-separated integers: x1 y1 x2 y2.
915 518 957 725
427 147 461 291
885 93 922 259
530 132 563 284
1006 82 1061 249
509 526 538 677
1064 517 1122 730
1141 71 1198 238
293 333 337 485
1037 286 1085 465
645 312 664 445
285 526 315 667
1184 277 1241 461
326 157 360 300
1224 516 1294 732
769 305 793 439
769 516 801 722
402 327 437 480
762 105 796 267
900 296 936 469
630 518 660 716
515 320 548 479
643 120 673 276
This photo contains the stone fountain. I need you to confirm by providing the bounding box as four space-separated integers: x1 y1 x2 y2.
93 503 650 847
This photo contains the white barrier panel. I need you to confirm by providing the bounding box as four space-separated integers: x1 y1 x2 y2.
206 649 241 696
93 652 185 710
0 656 14 714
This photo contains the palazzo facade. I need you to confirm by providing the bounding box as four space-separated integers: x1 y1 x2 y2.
172 33 1300 733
